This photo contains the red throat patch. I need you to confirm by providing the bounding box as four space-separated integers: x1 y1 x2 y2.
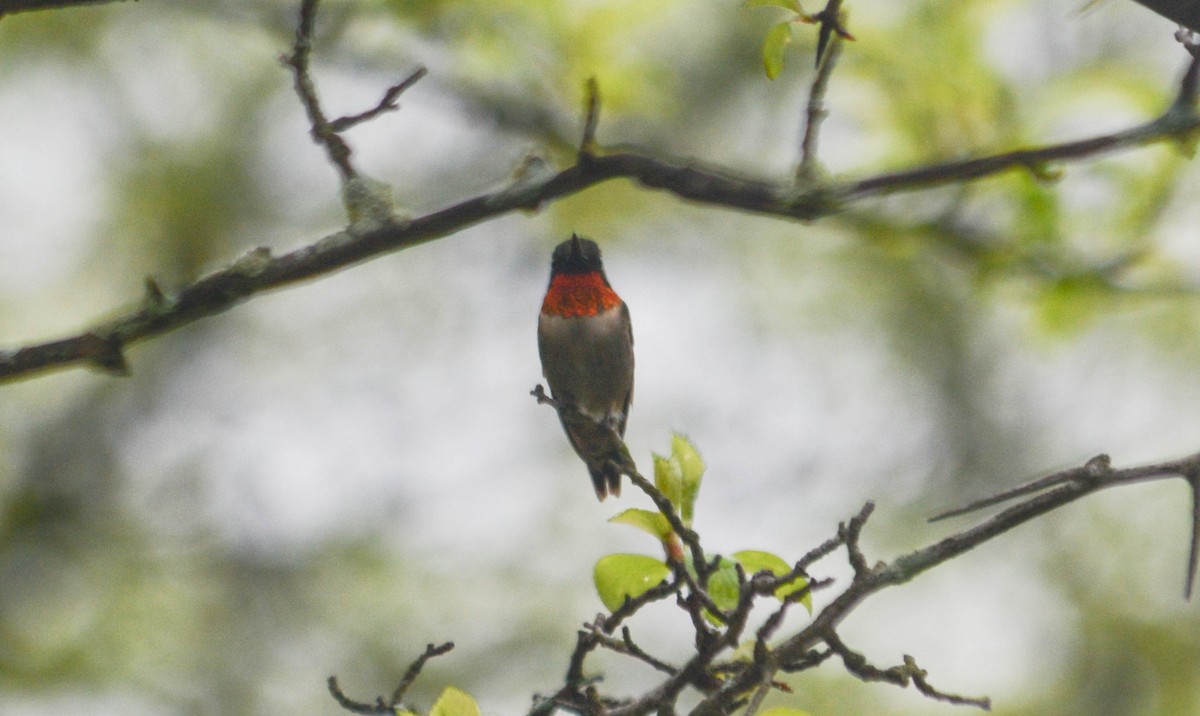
542 272 622 318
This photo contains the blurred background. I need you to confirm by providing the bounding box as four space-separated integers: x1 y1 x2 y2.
3 0 1200 714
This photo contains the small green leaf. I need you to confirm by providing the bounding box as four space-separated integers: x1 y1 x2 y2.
762 21 793 80
672 434 706 484
594 554 671 611
672 434 705 526
653 452 683 510
732 550 790 575
609 508 674 541
705 557 741 624
733 550 812 611
429 686 481 716
746 0 804 12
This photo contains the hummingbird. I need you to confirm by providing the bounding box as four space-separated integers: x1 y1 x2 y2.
538 234 635 500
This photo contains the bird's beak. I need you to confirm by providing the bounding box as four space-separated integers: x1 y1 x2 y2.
569 233 583 258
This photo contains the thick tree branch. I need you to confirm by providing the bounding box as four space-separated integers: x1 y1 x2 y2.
1132 0 1200 31
3 8 1198 386
4 80 1198 385
0 0 125 16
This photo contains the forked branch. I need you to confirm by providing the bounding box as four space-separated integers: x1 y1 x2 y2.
3 34 1199 384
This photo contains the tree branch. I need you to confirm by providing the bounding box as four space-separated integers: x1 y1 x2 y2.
315 452 1200 715
6 0 1200 395
797 33 843 183
4 12 1199 388
328 641 455 714
687 452 1200 715
4 78 1198 385
1131 0 1200 31
0 0 127 16
281 0 425 185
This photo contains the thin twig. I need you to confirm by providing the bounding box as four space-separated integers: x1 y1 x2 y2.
681 572 730 630
328 642 455 715
779 647 833 673
906 655 992 710
534 384 712 578
581 77 601 159
741 679 774 716
797 35 843 183
692 452 1200 714
602 574 681 634
329 67 429 132
842 501 874 577
1181 464 1200 599
797 528 849 569
282 0 356 180
824 630 899 682
824 632 991 710
1176 40 1200 111
390 642 455 706
929 453 1112 521
564 617 605 687
533 386 699 569
809 0 854 69
582 626 679 676
282 1 428 182
327 676 390 715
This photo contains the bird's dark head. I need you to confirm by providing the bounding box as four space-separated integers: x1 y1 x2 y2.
551 234 604 276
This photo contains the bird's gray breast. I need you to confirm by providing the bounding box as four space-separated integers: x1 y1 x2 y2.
538 305 634 418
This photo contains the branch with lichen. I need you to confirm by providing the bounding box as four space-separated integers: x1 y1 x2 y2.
3 9 1200 383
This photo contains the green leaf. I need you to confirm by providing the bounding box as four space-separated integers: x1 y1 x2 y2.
732 549 790 575
594 554 671 611
705 557 741 624
746 0 804 12
429 686 481 716
609 508 674 541
762 21 793 80
732 549 812 611
653 452 683 510
672 434 706 484
671 434 705 526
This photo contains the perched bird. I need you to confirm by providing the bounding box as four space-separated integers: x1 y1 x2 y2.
538 234 635 500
